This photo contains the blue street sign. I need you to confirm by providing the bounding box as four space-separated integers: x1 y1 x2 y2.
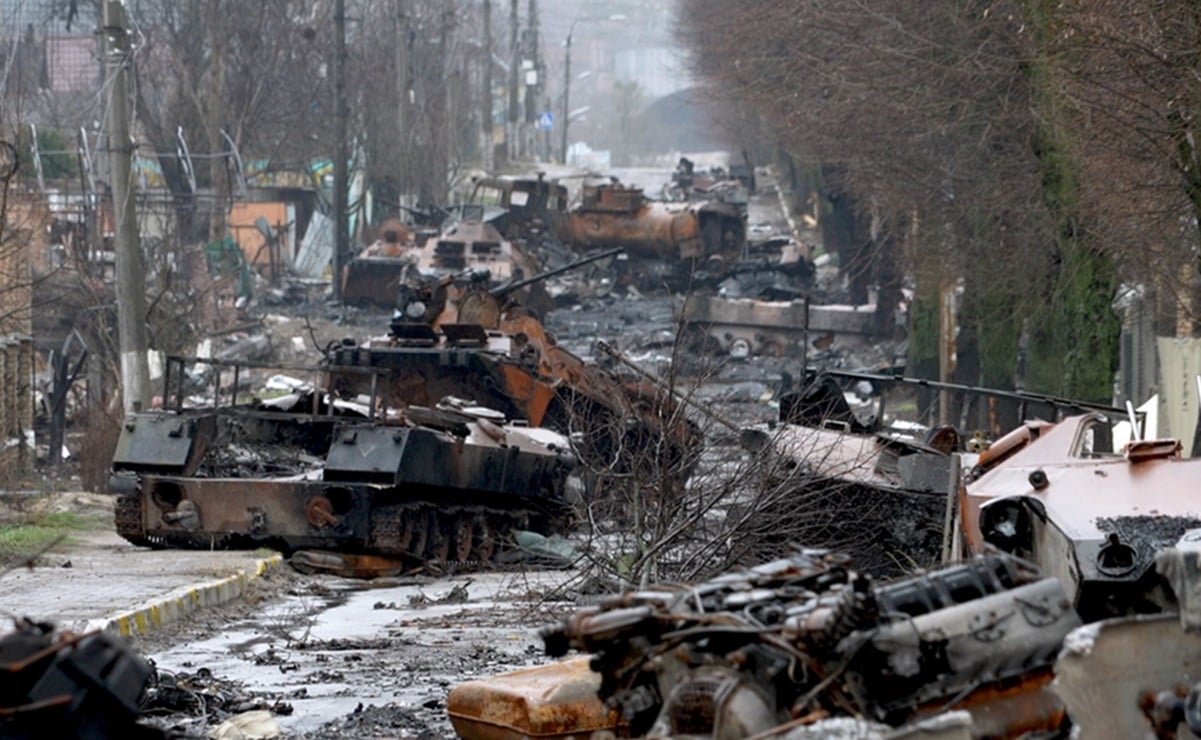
536 111 554 130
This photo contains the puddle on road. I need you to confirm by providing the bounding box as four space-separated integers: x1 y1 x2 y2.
149 570 571 734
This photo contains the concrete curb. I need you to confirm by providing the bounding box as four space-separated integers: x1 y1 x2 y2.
85 553 284 637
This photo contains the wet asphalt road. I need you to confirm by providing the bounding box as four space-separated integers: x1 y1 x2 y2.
142 570 577 738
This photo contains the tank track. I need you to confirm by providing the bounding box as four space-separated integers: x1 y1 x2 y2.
370 503 532 569
117 493 550 571
113 494 160 549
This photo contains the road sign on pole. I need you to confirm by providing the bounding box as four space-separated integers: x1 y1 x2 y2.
536 111 554 130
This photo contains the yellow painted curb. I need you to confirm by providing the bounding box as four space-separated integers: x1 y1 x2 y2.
86 553 283 637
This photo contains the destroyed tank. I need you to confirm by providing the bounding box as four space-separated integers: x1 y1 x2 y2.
959 411 1201 621
325 250 702 487
110 358 576 571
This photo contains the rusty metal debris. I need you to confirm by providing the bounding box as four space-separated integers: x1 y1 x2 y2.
447 551 1078 738
110 381 577 571
958 412 1201 621
0 619 160 739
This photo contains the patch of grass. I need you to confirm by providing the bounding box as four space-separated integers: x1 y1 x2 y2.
0 510 92 559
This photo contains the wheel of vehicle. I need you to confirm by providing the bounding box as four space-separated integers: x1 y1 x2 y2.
426 512 451 562
452 515 474 564
471 517 497 562
407 509 429 558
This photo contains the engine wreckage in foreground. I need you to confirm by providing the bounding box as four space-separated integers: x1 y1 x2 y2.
452 546 1201 739
452 551 1079 738
448 396 1201 738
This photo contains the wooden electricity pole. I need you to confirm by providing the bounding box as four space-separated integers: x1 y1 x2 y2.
103 0 150 413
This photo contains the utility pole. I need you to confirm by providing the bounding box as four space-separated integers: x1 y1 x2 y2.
508 0 519 161
394 0 409 192
481 0 494 171
103 0 150 413
332 0 348 302
524 0 540 159
560 23 572 165
205 1 228 241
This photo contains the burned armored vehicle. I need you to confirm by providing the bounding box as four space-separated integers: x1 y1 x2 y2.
564 180 747 282
742 370 1137 575
341 211 541 310
110 356 576 570
959 411 1201 621
449 551 1079 738
112 254 701 568
327 253 702 487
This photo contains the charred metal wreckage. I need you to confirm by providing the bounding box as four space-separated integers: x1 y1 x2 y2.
451 551 1080 739
958 410 1201 621
0 619 159 739
341 171 754 306
110 254 700 574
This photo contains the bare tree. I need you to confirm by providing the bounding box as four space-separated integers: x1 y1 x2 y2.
677 0 1121 402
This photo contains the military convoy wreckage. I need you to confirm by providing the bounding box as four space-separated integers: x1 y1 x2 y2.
110 253 700 573
451 550 1081 738
446 403 1201 739
340 172 753 306
958 409 1201 621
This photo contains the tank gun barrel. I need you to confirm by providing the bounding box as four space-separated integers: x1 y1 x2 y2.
491 248 624 298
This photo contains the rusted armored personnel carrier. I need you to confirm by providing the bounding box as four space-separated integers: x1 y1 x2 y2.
564 180 746 277
341 212 539 309
110 357 577 570
959 411 1201 621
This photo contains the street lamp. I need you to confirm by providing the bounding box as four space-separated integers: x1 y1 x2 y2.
561 15 625 166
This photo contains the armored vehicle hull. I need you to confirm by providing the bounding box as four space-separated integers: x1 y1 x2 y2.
111 358 575 570
960 412 1201 620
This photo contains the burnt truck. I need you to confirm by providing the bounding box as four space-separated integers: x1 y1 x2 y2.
464 174 569 252
959 411 1201 621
